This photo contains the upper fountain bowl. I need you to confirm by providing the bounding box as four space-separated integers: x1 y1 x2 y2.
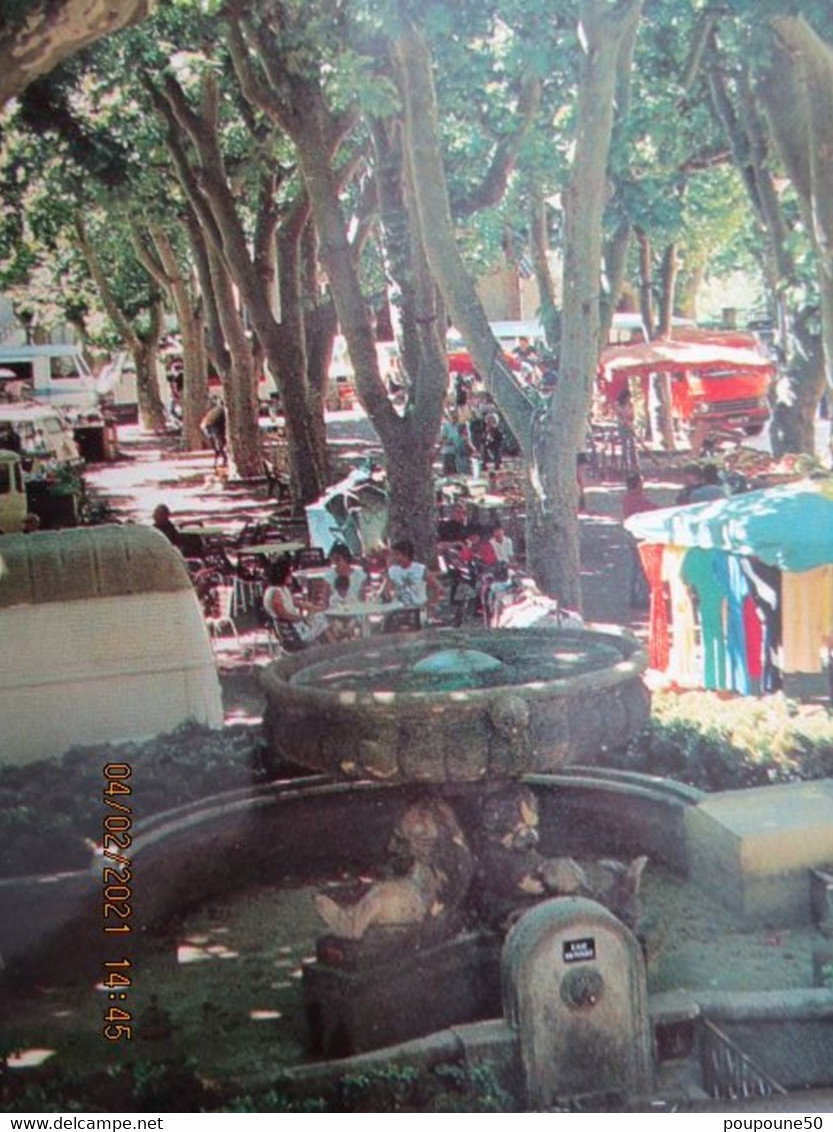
262 626 649 784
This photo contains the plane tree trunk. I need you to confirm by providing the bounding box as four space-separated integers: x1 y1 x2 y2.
394 2 643 608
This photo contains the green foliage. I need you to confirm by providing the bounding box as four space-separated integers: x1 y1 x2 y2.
611 690 833 792
0 1053 215 1113
0 721 276 879
238 1058 519 1112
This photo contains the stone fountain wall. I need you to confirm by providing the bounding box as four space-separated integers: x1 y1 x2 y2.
261 627 650 783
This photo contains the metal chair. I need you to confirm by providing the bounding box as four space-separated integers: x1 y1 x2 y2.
205 584 239 651
264 612 308 653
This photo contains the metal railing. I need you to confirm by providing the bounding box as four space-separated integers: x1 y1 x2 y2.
701 1017 788 1100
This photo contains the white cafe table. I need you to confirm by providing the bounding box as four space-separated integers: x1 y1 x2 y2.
294 565 330 582
323 601 409 638
181 525 227 538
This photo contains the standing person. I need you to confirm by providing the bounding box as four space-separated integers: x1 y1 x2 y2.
383 538 442 611
454 418 475 476
480 412 504 471
615 386 639 477
440 410 462 475
200 398 227 470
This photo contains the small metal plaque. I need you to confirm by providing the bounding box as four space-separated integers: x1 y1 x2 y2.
563 937 595 964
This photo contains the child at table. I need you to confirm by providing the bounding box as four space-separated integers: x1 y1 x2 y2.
322 543 369 606
263 555 330 644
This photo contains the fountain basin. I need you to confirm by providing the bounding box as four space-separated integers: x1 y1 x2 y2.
261 626 649 783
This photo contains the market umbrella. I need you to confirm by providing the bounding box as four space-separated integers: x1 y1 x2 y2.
624 477 833 573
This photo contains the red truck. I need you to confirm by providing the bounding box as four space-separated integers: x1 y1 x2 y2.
597 329 775 451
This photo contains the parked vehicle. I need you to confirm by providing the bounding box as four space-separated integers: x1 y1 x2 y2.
0 402 82 470
0 450 26 533
597 330 774 450
0 343 98 410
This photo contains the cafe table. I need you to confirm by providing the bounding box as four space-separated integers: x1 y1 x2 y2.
235 540 305 559
323 600 410 638
181 524 227 537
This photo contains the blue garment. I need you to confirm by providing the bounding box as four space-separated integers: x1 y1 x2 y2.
721 554 750 695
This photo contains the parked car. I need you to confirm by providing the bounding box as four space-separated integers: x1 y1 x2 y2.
0 402 82 470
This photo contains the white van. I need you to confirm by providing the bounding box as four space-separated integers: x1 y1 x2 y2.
0 343 99 410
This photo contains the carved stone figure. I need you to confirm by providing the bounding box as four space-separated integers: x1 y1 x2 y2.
474 783 647 930
313 799 474 943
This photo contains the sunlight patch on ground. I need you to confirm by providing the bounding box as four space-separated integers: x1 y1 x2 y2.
6 1048 55 1069
177 941 239 964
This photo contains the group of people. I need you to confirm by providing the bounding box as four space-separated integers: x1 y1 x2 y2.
262 538 441 647
440 397 507 477
441 519 518 624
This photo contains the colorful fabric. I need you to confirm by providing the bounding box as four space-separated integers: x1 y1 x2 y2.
638 543 669 670
662 546 700 686
781 565 833 673
681 548 727 691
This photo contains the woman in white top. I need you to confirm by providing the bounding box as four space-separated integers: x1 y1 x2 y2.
263 556 330 644
321 544 369 640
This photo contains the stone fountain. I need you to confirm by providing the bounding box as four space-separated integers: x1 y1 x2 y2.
261 624 655 1097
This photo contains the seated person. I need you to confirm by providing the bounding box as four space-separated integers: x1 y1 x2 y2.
263 555 330 645
675 463 703 505
437 501 468 549
688 462 726 503
458 525 498 573
321 543 369 639
322 542 369 605
383 538 442 613
152 503 182 549
489 522 515 568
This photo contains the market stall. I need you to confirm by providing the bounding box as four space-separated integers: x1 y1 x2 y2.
624 477 833 693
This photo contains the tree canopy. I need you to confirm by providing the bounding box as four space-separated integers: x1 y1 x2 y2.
2 0 833 603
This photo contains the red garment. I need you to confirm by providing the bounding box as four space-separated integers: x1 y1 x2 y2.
742 594 764 681
460 540 497 569
638 543 670 670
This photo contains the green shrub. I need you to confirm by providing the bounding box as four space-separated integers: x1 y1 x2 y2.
610 690 833 792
